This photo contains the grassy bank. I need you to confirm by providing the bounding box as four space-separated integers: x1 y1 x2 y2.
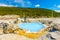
0 7 60 18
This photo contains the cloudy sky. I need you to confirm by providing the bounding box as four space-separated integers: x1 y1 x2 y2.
0 0 60 10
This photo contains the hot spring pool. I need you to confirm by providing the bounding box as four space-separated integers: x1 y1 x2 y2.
18 22 45 32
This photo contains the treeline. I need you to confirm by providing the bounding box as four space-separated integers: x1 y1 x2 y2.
0 7 60 18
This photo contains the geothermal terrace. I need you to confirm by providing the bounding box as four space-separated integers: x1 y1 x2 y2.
0 15 60 40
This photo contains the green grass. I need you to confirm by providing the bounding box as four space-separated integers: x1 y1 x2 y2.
0 7 60 18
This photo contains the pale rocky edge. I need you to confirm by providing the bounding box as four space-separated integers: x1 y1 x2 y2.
0 15 60 40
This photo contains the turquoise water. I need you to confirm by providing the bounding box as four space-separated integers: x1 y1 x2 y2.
18 22 45 32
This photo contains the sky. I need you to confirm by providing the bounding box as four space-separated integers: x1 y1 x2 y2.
0 0 60 11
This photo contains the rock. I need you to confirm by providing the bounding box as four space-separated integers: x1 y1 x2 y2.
38 31 60 40
0 28 3 34
50 31 60 40
53 24 60 31
38 33 52 40
0 34 32 40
